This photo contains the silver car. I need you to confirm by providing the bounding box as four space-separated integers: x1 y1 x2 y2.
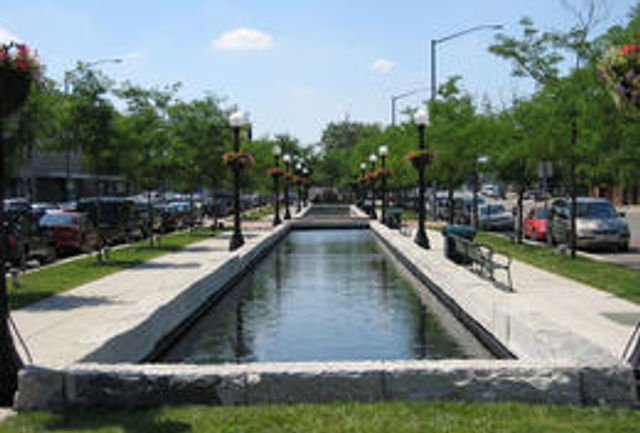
550 197 630 251
478 203 514 231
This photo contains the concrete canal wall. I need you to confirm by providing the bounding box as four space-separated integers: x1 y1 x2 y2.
14 206 638 409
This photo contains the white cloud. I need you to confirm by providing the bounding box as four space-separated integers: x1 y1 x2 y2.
372 59 394 75
120 51 144 62
0 27 21 44
212 28 274 51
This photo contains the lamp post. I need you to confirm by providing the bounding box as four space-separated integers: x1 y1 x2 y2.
64 58 123 202
358 162 367 208
302 167 309 207
229 111 249 251
413 109 430 249
295 161 303 213
391 87 429 125
272 145 282 227
429 24 502 221
430 24 503 103
379 145 389 224
283 154 292 220
369 154 378 219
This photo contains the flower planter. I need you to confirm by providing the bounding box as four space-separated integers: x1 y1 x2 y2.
0 67 31 118
408 151 434 170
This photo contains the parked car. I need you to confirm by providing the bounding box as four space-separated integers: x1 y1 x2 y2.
549 197 630 251
40 211 100 254
3 203 57 266
134 201 163 237
31 202 58 220
77 197 143 245
523 207 549 241
477 203 514 231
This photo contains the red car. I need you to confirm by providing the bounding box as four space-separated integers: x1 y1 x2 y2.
39 211 99 254
524 207 549 241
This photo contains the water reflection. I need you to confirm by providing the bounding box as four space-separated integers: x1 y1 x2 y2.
160 230 492 364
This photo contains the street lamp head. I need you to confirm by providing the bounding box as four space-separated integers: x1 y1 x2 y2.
229 111 248 128
379 145 388 157
296 162 302 170
303 167 309 175
360 162 367 170
369 154 378 163
283 153 291 163
414 109 429 126
273 145 282 157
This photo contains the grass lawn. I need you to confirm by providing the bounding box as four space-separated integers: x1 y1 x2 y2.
1 401 639 432
8 228 222 310
476 232 640 305
242 205 274 221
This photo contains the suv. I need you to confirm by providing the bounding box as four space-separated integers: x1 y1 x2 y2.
77 197 143 245
549 197 630 251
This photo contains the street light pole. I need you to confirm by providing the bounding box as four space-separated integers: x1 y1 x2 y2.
414 109 430 249
391 87 429 125
379 145 389 224
369 154 378 220
359 162 367 209
283 154 292 220
295 161 303 214
272 145 282 227
229 111 249 251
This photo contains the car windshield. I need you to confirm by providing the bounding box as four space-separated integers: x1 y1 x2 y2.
534 209 548 219
577 202 617 218
40 213 77 226
481 204 505 215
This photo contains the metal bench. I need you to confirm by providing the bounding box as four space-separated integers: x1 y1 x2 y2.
449 234 513 291
385 206 403 229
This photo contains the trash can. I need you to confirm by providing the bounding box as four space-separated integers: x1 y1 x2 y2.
442 224 476 263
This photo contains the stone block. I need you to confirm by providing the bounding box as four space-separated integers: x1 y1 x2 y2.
66 364 245 407
245 362 385 404
579 364 638 406
14 365 65 410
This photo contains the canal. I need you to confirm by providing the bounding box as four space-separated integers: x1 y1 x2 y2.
159 229 493 364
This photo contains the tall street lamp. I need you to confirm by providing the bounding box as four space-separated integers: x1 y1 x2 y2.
283 153 292 220
295 161 303 213
302 167 309 207
359 162 367 208
369 153 378 220
64 58 123 202
391 87 429 125
229 111 249 251
430 24 503 103
379 145 389 224
413 109 430 249
429 24 502 221
272 145 282 227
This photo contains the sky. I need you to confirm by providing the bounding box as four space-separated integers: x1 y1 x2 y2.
0 1 636 145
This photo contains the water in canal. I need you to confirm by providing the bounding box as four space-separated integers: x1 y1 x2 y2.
159 230 493 364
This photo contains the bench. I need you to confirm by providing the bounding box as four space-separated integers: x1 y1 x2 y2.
385 206 403 229
449 234 513 291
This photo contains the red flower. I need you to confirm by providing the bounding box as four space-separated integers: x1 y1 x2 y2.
18 60 28 70
619 44 639 57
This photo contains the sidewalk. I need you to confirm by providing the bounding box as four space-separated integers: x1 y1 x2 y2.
398 223 640 360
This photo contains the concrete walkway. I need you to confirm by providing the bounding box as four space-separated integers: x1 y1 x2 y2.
398 223 640 361
9 212 640 372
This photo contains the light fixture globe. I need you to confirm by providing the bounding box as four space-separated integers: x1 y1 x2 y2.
273 145 282 157
229 111 248 128
369 154 378 163
413 109 429 126
379 145 389 156
283 153 291 163
360 162 367 170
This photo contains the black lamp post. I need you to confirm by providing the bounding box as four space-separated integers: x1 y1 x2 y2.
379 145 389 225
302 167 309 207
229 111 249 251
413 109 430 249
369 153 378 219
359 162 366 209
272 145 282 227
283 153 292 220
295 161 303 213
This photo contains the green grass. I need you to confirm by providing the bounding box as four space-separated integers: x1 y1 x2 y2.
8 228 222 310
242 205 274 221
476 232 640 305
1 401 639 432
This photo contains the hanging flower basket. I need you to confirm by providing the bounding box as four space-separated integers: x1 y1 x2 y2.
365 171 379 181
223 150 255 170
598 42 640 110
0 42 41 118
375 167 393 179
284 172 294 181
407 149 435 170
267 167 283 179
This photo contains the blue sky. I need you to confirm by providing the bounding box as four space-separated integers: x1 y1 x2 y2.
1 1 635 144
